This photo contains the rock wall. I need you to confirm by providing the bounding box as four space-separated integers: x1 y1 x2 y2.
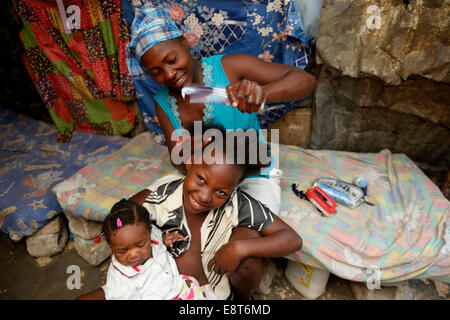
315 0 449 85
311 0 450 176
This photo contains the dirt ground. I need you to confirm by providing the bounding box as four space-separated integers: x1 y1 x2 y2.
1 227 448 301
0 230 357 300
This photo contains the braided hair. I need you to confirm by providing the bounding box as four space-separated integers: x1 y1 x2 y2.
102 199 151 243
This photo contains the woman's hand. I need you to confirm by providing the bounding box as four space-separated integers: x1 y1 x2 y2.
206 241 245 277
226 79 267 114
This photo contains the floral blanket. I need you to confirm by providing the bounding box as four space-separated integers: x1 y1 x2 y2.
278 146 449 283
120 0 311 142
0 107 129 240
53 132 449 283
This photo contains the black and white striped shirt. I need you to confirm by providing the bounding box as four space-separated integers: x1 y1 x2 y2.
143 177 274 299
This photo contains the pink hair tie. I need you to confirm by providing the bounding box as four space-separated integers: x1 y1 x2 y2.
116 218 123 228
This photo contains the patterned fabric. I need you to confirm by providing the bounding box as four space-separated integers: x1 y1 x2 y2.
174 275 209 300
13 0 136 142
0 0 51 123
143 176 275 300
120 0 312 142
54 132 450 283
278 146 450 283
53 131 172 221
125 3 182 81
0 107 128 241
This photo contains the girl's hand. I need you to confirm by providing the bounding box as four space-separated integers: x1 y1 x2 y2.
226 79 267 114
163 230 188 248
206 242 244 277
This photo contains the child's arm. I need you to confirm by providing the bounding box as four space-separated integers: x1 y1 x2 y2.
163 230 188 248
75 288 106 300
207 216 302 275
129 189 151 205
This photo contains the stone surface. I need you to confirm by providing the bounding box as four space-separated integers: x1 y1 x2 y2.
442 171 450 200
316 0 450 85
73 235 111 267
255 258 355 300
1 234 446 300
350 281 397 300
25 216 68 257
310 65 450 172
268 107 312 148
350 279 446 300
32 214 63 236
431 279 450 298
64 212 102 240
256 258 277 295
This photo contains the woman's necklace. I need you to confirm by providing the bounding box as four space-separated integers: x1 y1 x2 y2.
166 60 215 129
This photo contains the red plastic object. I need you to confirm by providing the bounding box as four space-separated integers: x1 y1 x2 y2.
93 236 101 243
306 186 337 216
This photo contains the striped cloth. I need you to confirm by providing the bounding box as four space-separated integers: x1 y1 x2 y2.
126 3 182 81
143 177 275 299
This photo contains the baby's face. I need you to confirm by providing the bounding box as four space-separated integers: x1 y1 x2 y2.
183 160 244 215
109 223 152 267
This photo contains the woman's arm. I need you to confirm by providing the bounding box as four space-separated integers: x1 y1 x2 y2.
223 54 317 113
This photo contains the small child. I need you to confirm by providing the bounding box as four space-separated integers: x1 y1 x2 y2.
76 199 216 300
138 127 303 299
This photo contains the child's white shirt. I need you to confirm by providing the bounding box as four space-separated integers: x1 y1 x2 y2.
102 227 183 300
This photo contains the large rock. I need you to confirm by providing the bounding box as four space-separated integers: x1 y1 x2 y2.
73 235 111 267
431 279 450 298
316 0 450 85
350 279 446 300
26 215 68 257
268 108 312 148
64 212 102 240
310 65 450 172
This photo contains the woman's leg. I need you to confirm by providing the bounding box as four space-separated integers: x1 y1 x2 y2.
228 226 263 300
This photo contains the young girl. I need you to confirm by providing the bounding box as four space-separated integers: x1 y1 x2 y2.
126 4 317 215
76 199 215 300
136 127 303 300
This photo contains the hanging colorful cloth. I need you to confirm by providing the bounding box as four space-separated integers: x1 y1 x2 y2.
13 0 136 141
